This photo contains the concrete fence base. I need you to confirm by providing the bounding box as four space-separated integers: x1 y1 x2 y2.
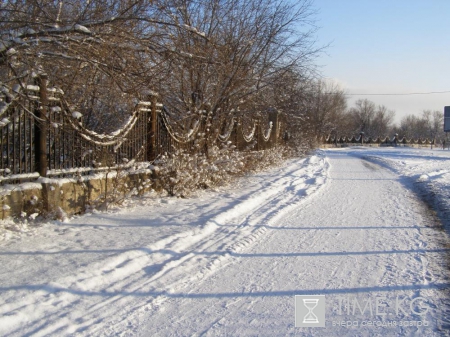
0 169 160 220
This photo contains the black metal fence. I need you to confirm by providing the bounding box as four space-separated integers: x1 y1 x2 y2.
322 135 436 147
0 77 281 184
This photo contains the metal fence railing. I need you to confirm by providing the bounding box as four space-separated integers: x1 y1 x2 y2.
0 77 282 184
322 135 436 147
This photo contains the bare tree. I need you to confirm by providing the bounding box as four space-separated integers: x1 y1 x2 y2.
301 80 348 140
1 0 320 137
269 76 348 150
152 0 321 147
396 114 426 139
1 1 174 131
370 105 395 137
348 99 376 136
422 110 445 142
394 110 444 142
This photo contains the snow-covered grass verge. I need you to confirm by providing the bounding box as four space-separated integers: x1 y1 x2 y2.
350 146 450 232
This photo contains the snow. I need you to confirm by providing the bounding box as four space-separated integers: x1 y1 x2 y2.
63 105 141 146
26 85 40 92
0 182 42 196
28 213 39 220
182 24 207 38
5 48 17 56
0 117 10 127
0 103 10 117
242 122 256 142
47 87 64 95
74 24 91 34
0 147 449 336
218 118 235 141
262 120 273 140
72 111 83 119
351 146 450 246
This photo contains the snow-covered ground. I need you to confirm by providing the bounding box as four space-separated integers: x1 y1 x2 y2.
354 146 450 233
0 147 449 336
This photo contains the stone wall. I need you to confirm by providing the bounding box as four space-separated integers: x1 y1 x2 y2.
0 169 160 220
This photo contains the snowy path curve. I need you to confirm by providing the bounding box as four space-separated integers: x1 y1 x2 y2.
134 150 450 336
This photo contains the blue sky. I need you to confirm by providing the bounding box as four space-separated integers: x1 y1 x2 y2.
313 0 450 123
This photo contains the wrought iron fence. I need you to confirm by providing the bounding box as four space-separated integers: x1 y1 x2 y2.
0 77 281 184
322 135 436 146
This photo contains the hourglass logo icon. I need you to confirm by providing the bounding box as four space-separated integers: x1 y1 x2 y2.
303 298 319 323
295 295 325 327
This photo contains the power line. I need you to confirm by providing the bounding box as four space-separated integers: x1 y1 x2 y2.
345 90 450 96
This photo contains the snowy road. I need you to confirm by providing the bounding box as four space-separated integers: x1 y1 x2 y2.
134 150 450 337
0 149 449 336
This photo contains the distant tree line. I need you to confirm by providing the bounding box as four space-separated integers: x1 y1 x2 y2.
282 80 447 147
393 109 445 142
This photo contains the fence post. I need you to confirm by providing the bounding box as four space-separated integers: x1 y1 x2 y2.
35 74 48 177
149 94 158 160
268 109 279 147
237 119 245 151
256 119 260 151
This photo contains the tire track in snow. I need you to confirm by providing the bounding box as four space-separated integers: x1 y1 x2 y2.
133 150 450 337
0 154 329 337
89 154 329 336
354 152 450 329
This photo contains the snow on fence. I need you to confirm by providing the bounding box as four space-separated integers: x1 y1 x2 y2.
0 76 281 185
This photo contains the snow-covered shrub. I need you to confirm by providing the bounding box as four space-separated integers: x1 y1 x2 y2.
243 146 289 173
157 143 289 197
